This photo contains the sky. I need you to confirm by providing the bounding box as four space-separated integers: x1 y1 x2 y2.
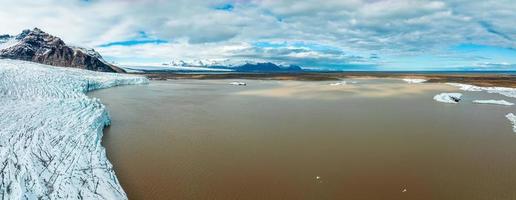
1 0 515 71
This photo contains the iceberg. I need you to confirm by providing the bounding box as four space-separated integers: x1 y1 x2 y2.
507 113 516 133
230 81 247 86
0 59 147 199
329 81 346 86
447 83 516 98
402 79 427 84
433 93 462 104
473 100 514 106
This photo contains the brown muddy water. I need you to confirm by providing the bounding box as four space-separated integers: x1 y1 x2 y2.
89 79 516 200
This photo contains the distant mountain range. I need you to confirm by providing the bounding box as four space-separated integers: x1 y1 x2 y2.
0 28 124 73
126 62 304 73
140 59 304 73
232 62 302 72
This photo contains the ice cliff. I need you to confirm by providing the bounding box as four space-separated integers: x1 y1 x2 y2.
0 59 148 199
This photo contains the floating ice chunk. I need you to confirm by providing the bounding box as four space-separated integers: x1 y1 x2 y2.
446 83 483 91
230 81 247 86
507 113 516 133
434 93 462 103
473 100 514 106
485 87 516 99
402 79 427 84
329 81 346 86
0 59 147 199
447 83 516 98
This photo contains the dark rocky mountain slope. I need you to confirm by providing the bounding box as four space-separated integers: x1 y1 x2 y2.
0 28 124 73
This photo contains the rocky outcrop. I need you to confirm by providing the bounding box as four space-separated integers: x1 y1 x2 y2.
0 28 125 73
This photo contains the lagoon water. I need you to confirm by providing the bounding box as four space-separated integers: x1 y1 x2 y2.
90 79 516 200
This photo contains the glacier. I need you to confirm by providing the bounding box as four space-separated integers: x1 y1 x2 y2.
0 59 148 199
433 93 462 104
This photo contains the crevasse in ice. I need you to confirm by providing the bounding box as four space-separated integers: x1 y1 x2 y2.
0 59 147 199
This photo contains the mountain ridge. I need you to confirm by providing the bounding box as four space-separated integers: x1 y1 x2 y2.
0 28 124 73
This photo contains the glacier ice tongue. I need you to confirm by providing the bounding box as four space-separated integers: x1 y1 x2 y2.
433 93 462 104
0 59 147 199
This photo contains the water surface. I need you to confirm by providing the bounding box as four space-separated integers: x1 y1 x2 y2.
90 79 516 200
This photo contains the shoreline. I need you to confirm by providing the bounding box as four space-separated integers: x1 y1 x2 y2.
137 72 516 88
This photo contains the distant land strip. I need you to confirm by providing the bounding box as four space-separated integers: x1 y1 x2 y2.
138 72 516 88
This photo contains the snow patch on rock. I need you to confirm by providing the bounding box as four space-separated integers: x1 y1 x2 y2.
473 100 514 106
0 59 147 199
402 79 427 84
0 37 19 50
434 93 462 104
507 113 516 133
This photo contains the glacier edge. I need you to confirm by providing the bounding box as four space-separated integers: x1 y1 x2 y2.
0 59 148 199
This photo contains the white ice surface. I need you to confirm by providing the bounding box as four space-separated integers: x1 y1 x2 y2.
402 79 427 84
0 59 148 199
473 100 514 106
433 93 462 104
329 81 346 86
447 83 516 98
230 81 247 86
507 113 516 133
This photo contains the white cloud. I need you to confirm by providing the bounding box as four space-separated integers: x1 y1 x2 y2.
0 0 515 70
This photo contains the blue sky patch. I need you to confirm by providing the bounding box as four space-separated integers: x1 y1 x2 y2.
214 3 234 11
99 39 168 47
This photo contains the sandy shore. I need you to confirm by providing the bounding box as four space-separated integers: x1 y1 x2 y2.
138 72 516 87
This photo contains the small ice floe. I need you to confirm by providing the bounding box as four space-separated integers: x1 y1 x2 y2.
473 100 514 106
230 81 247 86
329 81 346 86
447 83 483 91
507 113 516 133
402 79 427 84
433 93 462 104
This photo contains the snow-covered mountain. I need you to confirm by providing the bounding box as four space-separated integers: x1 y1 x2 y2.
0 28 124 73
164 59 304 72
169 59 248 68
